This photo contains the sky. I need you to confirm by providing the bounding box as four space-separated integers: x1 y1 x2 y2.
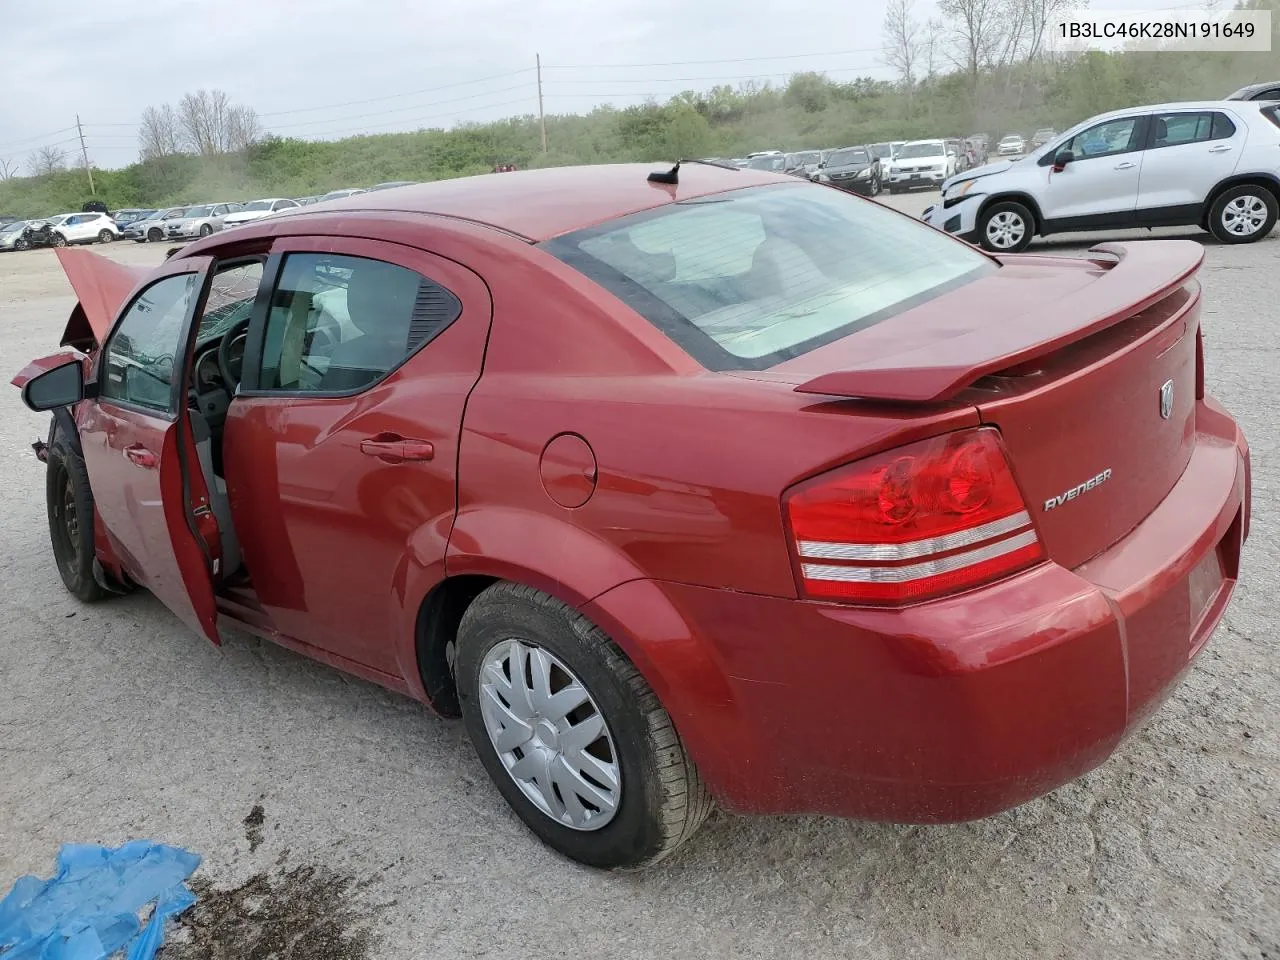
0 0 1191 171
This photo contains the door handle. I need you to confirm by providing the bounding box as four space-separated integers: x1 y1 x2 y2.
359 434 434 463
1208 144 1232 153
1114 161 1136 170
124 444 158 469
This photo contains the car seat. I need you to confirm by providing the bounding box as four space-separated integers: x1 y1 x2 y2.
318 261 422 392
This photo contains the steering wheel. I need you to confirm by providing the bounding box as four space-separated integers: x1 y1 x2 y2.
217 316 253 391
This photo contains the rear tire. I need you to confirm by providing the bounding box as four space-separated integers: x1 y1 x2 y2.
198 223 213 237
1207 184 1277 244
46 431 107 603
456 582 713 870
97 229 114 244
51 233 67 248
978 200 1035 253
14 236 29 251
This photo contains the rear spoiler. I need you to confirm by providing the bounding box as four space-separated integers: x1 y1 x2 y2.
795 240 1203 404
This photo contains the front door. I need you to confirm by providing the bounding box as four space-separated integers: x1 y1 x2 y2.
223 236 493 675
1041 114 1149 230
76 256 225 643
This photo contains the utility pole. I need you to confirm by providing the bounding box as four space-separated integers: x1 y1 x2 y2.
75 114 95 195
536 54 547 154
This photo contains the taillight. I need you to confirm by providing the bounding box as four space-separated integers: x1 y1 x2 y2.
784 427 1043 605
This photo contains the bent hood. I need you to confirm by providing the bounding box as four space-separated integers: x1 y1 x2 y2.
55 247 149 349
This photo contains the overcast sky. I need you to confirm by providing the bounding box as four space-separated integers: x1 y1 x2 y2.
1 0 1181 171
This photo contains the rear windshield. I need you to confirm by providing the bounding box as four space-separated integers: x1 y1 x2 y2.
544 183 993 370
828 148 870 165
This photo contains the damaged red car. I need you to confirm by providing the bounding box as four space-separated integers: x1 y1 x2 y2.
14 164 1250 869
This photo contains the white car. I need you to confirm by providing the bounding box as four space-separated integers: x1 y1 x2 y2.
164 202 244 240
924 100 1280 252
998 135 1027 156
221 198 302 229
886 140 957 193
48 212 120 246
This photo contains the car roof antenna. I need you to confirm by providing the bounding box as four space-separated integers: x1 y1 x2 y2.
647 161 680 184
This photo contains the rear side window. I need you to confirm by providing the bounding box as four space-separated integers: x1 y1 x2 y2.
1149 112 1222 148
544 183 993 370
255 252 461 393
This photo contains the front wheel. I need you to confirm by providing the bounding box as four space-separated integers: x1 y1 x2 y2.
51 233 67 248
869 174 881 197
978 200 1035 253
147 228 163 243
14 236 30 251
46 435 107 603
456 582 713 870
97 229 114 244
1208 185 1277 244
198 224 213 237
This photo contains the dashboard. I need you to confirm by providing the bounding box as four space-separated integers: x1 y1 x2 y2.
190 329 247 426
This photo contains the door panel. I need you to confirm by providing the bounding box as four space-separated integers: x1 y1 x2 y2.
1136 111 1244 217
1041 115 1148 226
223 237 493 674
78 256 226 643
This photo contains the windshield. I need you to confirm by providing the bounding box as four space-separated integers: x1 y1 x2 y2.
1001 136 1022 143
184 205 213 218
788 152 821 166
545 183 992 370
1 221 25 233
161 208 187 219
828 149 870 166
897 142 945 159
747 156 786 171
868 143 892 158
242 200 273 212
322 190 354 200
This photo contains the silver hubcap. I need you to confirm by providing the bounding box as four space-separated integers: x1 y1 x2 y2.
479 639 621 831
986 211 1026 248
1222 195 1268 236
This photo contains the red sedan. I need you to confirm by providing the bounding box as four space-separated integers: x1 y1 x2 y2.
14 163 1250 869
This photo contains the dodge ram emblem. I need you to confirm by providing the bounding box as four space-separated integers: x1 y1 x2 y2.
1159 379 1174 420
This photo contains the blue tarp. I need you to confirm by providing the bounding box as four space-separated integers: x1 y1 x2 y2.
0 841 199 960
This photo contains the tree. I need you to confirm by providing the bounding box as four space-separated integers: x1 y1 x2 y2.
0 157 17 181
938 0 1008 86
27 144 67 177
883 0 923 90
170 89 261 156
139 104 183 160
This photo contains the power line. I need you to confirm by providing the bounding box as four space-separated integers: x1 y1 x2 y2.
266 84 534 132
302 96 537 140
543 47 885 69
258 67 537 117
0 126 78 151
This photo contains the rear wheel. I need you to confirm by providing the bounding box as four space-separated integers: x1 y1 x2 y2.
97 229 113 244
198 223 213 237
14 236 29 251
51 233 67 248
1208 185 1277 244
46 433 107 603
456 582 712 870
978 200 1034 253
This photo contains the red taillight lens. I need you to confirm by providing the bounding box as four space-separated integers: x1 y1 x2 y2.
784 427 1043 605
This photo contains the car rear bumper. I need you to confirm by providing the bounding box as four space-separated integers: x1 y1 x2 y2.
585 397 1248 821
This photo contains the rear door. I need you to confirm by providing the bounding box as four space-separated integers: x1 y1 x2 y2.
1041 114 1149 228
1135 110 1244 223
77 255 226 643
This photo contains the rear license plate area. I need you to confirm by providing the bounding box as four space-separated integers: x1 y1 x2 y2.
1187 543 1226 653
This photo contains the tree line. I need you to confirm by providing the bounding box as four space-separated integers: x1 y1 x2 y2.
0 0 1275 218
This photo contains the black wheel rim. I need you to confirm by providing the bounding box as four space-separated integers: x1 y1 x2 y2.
51 466 81 573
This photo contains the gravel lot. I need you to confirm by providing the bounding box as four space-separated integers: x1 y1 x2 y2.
1 197 1277 960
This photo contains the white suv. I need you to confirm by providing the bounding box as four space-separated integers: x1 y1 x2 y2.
49 212 119 246
886 140 957 193
924 100 1280 252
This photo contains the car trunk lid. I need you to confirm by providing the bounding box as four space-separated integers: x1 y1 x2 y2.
774 240 1204 569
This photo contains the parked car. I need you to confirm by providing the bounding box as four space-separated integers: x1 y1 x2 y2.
889 140 907 157
12 162 1250 869
164 203 244 240
997 134 1026 156
887 140 957 192
293 196 323 206
369 181 421 191
966 136 989 165
746 150 783 158
49 212 120 246
0 219 29 251
112 209 155 230
124 207 189 243
1226 80 1280 101
813 145 882 196
746 154 787 172
221 198 302 229
319 188 368 202
0 215 19 228
10 219 61 250
81 200 109 215
783 151 824 178
1030 128 1057 148
946 139 972 172
925 100 1280 252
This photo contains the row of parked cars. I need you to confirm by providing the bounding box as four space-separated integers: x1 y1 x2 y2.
0 181 422 252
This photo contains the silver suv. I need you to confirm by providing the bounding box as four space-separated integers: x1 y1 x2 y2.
165 202 243 240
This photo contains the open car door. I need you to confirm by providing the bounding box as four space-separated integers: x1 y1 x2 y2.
74 254 227 644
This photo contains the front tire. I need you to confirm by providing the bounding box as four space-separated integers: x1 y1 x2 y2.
198 223 213 237
456 582 713 870
15 236 29 251
51 233 67 248
978 200 1035 253
1207 185 1277 244
147 228 163 243
46 432 107 603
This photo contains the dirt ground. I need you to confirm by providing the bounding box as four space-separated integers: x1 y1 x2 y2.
1 202 1277 960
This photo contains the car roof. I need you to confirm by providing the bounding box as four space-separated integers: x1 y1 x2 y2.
296 163 792 242
1090 99 1266 119
1229 80 1280 98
